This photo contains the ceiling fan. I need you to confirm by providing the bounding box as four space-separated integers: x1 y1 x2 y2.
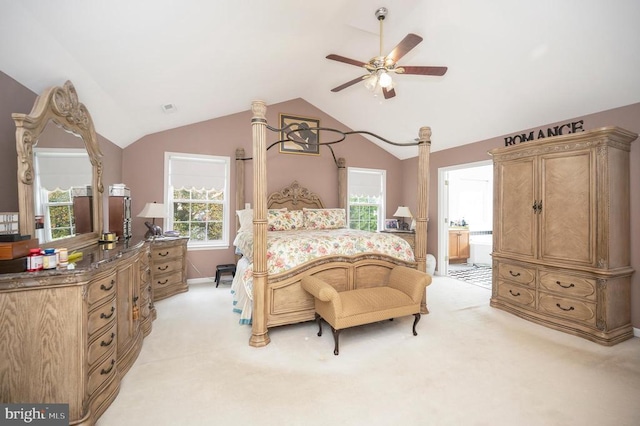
326 7 447 99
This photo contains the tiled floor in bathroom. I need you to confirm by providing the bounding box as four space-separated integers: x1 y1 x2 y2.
447 263 492 289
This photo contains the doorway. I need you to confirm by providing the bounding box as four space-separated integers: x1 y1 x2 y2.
437 160 493 277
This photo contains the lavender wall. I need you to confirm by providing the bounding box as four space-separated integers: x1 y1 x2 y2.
122 98 405 280
0 72 37 212
402 103 640 328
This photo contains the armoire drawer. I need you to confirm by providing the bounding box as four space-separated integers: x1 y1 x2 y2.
539 271 596 301
496 281 535 308
497 263 535 287
538 293 596 326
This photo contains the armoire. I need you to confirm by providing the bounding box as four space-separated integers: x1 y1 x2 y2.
490 126 636 345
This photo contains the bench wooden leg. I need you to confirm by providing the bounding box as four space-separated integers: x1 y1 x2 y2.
412 313 421 336
332 328 341 356
315 313 323 337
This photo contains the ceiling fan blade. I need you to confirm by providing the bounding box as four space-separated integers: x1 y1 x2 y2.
387 33 423 63
331 76 367 92
398 66 448 76
383 87 396 99
326 54 367 68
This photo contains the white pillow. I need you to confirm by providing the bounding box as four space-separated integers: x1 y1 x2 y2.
236 209 253 233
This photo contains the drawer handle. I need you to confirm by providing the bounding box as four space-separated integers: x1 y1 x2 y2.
157 279 169 285
556 281 575 289
509 270 521 277
509 290 521 297
556 303 575 312
100 359 115 375
158 265 169 271
100 279 115 291
158 251 170 257
100 306 115 319
100 332 115 347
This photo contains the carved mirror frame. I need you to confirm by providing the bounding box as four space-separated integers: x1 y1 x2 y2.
13 80 104 249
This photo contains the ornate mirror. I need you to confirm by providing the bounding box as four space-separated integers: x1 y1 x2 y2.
13 80 104 249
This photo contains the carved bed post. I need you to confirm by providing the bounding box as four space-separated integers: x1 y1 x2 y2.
250 101 270 347
337 157 347 209
235 148 245 222
416 126 431 314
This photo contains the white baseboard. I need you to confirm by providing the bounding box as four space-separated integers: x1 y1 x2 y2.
634 327 640 338
187 277 215 285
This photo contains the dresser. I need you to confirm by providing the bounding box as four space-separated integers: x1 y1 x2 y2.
0 239 154 425
150 237 189 301
489 126 636 345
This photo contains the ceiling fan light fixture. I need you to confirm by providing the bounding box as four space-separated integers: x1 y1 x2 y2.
378 71 393 88
364 74 378 91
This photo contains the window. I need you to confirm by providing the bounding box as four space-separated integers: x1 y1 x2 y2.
164 153 230 249
347 167 386 231
33 149 91 242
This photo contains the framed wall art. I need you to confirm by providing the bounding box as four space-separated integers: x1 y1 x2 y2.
279 114 320 155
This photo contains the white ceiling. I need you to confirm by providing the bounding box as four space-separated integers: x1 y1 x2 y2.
2 0 639 159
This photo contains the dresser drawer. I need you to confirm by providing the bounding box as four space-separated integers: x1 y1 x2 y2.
152 258 183 276
87 276 116 306
538 293 596 325
497 262 535 287
151 245 183 260
496 281 535 308
88 298 116 336
88 322 117 366
88 353 117 396
539 271 596 301
153 270 183 288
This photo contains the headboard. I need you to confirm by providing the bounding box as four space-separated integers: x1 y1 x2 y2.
267 181 325 210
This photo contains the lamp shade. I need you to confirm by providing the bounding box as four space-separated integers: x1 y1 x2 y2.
393 206 413 218
137 202 165 219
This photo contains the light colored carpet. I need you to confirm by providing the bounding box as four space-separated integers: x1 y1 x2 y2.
98 276 640 426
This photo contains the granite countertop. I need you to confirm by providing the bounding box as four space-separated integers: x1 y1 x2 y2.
0 237 147 285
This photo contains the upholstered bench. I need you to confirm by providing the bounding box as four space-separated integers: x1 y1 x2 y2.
301 266 432 355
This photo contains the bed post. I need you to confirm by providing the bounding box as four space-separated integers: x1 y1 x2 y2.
337 157 347 209
250 101 270 347
235 148 245 215
416 126 431 314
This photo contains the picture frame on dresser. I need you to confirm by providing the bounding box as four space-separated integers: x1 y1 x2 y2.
384 218 398 230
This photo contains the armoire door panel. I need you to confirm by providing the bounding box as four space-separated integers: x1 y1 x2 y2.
540 152 594 265
497 159 536 258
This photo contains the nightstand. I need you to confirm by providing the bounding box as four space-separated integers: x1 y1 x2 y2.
150 237 189 301
381 230 415 250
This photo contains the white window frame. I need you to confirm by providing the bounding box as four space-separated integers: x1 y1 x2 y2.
164 152 231 250
347 167 386 231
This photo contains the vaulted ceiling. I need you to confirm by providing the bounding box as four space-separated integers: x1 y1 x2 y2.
1 0 639 159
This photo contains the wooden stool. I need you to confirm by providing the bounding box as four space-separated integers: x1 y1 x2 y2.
215 264 236 287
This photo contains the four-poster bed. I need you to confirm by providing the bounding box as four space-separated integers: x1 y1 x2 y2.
237 100 431 347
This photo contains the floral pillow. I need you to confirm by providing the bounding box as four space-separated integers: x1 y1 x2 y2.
268 209 304 231
303 208 346 230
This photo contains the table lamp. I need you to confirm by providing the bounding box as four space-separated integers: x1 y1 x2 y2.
393 206 413 231
138 202 165 238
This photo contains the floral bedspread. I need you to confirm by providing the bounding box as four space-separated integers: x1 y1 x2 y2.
231 229 414 324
